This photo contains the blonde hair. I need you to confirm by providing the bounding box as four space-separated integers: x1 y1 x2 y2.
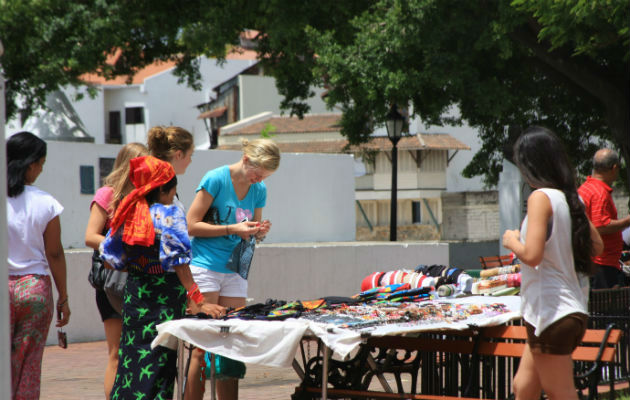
242 138 281 171
104 142 149 213
147 126 194 162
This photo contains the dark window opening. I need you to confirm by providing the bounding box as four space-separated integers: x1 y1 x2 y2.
108 111 121 144
125 107 144 124
99 157 115 187
412 201 421 224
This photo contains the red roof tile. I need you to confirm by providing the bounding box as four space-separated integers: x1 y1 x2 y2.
218 134 469 153
222 114 342 135
81 47 257 86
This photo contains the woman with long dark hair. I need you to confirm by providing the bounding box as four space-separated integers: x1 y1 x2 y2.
7 131 70 399
502 126 603 400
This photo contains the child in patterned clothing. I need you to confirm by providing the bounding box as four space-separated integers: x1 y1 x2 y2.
100 155 225 400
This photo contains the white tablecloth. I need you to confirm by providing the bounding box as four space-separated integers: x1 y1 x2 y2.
152 295 521 368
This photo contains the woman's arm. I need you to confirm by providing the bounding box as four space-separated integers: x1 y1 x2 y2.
44 216 70 327
187 189 259 240
85 203 108 250
502 191 552 267
173 264 225 318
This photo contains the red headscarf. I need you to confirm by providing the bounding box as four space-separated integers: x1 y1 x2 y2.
109 156 175 246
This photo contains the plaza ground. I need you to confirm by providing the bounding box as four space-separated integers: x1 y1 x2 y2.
41 340 628 399
41 341 300 400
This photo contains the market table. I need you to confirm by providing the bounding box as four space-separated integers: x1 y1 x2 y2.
152 296 522 399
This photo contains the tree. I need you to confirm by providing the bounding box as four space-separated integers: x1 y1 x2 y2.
2 0 628 189
306 0 629 188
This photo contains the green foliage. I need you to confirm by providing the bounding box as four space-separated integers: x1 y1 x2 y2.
1 0 628 187
260 122 276 138
307 0 629 186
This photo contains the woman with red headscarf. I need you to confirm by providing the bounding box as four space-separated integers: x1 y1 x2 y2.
100 155 225 400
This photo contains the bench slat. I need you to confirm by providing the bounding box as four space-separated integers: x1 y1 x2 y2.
367 328 622 363
300 326 623 400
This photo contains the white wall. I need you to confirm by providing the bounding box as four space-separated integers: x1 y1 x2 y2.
34 142 356 248
64 87 106 144
247 241 448 302
239 75 331 119
413 107 486 192
6 58 259 147
141 58 257 148
47 242 449 344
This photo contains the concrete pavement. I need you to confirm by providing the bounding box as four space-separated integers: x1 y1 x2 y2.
41 341 301 400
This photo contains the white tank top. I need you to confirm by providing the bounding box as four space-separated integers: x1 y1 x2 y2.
520 188 589 336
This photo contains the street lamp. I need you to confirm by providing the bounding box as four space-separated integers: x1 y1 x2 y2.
385 104 406 241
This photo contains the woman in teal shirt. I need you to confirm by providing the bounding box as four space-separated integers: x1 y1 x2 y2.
185 138 280 400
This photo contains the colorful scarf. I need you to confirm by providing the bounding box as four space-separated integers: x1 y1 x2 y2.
109 156 175 246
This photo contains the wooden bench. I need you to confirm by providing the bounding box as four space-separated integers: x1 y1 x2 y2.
479 255 513 269
292 324 623 400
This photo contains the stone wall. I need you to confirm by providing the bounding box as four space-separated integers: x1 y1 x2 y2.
614 194 629 218
356 224 439 241
441 191 500 241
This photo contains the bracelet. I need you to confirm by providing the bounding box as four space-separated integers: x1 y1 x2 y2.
57 297 68 309
226 225 230 235
187 283 204 305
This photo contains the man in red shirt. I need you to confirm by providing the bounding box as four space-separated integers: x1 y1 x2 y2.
578 148 630 288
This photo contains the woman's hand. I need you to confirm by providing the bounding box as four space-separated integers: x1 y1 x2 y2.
230 220 260 240
198 302 227 319
502 229 521 252
56 298 70 327
255 219 271 242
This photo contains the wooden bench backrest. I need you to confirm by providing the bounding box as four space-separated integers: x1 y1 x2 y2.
479 255 513 269
367 325 622 363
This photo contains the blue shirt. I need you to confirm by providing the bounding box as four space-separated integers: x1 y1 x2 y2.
100 203 191 273
191 165 266 273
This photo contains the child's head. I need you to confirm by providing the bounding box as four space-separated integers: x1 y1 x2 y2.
109 156 176 246
6 131 47 197
146 175 178 206
513 126 576 190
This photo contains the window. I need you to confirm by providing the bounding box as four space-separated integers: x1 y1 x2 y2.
412 201 421 224
124 106 146 143
79 166 95 195
99 157 115 187
125 107 144 124
108 111 121 144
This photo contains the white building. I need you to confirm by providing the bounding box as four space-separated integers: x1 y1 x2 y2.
6 51 260 148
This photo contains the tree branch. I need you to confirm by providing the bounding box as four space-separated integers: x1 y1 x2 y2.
509 26 625 108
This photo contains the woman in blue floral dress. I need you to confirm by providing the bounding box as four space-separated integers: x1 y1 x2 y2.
100 156 225 400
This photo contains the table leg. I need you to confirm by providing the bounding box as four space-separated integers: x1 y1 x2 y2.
210 353 217 400
176 339 185 400
322 345 329 399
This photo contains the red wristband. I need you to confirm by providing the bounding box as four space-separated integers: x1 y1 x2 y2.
187 283 204 305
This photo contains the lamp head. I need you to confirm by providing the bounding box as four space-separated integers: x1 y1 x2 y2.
386 104 406 141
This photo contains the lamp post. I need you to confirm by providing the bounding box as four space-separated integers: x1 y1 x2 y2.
385 104 405 241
